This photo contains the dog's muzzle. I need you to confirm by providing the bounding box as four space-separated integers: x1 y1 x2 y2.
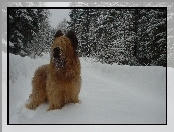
53 47 61 59
52 47 66 68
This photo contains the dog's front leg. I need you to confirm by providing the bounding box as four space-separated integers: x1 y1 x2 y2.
46 82 63 111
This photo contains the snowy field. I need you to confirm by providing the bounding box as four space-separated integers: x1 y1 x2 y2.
6 51 167 125
2 50 174 131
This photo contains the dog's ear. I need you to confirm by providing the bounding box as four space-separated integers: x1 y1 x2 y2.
66 30 78 50
54 30 63 39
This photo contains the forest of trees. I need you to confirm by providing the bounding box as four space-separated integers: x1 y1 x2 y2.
8 6 167 66
8 8 55 58
67 8 167 66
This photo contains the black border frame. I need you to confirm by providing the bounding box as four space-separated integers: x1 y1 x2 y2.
7 6 167 125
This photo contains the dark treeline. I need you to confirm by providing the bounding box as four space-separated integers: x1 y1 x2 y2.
8 8 56 58
8 7 167 66
67 8 167 66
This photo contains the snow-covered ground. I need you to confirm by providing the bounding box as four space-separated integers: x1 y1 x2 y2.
2 51 174 131
7 51 167 124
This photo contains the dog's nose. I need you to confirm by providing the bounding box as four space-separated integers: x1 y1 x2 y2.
53 47 61 58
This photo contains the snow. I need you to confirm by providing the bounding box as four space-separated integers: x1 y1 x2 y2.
2 49 174 131
9 41 14 47
6 50 167 124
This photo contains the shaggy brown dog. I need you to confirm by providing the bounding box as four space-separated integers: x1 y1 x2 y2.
26 30 81 111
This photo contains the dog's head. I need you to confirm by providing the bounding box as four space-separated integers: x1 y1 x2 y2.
50 30 78 69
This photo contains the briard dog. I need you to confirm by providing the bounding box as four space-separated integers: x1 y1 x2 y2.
26 30 81 111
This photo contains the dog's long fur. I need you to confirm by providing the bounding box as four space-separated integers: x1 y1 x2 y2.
26 30 81 111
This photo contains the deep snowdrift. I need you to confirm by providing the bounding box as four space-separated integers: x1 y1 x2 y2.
8 52 166 124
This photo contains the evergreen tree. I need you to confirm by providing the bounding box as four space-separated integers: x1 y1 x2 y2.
67 9 79 31
29 9 52 58
9 8 52 58
57 18 68 34
136 9 167 66
9 9 30 55
67 7 167 66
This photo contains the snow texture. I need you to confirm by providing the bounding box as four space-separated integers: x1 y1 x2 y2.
7 51 167 124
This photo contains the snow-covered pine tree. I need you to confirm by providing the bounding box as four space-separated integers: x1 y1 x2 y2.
29 9 52 58
137 8 166 66
67 9 79 31
95 9 133 65
67 9 83 56
79 9 95 57
114 9 136 65
57 18 68 34
67 7 166 66
150 9 166 66
95 9 115 64
9 8 52 57
9 9 30 56
88 9 101 58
